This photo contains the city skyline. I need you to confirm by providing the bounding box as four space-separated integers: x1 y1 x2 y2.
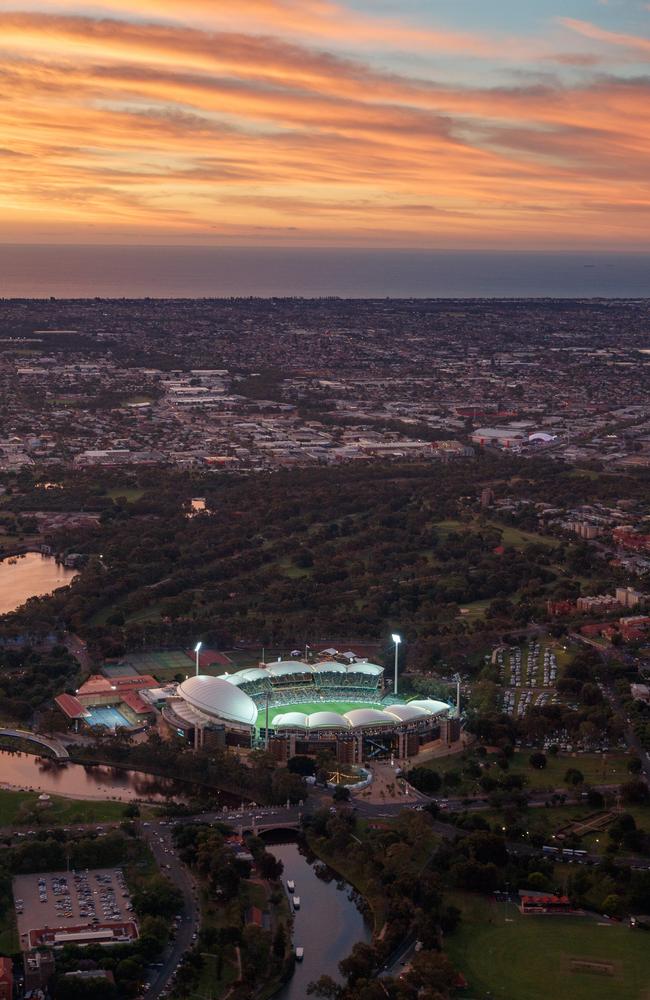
2 0 650 247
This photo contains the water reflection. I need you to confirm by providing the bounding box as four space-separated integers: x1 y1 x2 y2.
0 552 78 615
265 836 371 999
0 749 233 804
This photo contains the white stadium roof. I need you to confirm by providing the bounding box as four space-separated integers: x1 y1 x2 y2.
266 661 314 676
178 675 257 727
385 703 431 723
311 661 348 673
407 698 450 716
218 660 384 682
225 668 269 684
348 662 383 676
307 711 350 729
272 712 309 728
345 708 396 727
271 699 448 731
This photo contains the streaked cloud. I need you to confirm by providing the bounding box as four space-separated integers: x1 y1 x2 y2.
0 2 648 246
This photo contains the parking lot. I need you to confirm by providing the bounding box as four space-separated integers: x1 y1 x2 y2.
13 867 135 948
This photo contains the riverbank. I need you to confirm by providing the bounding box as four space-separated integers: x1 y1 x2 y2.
0 748 189 804
303 829 385 934
268 836 371 1000
0 776 162 805
67 750 252 805
0 787 156 825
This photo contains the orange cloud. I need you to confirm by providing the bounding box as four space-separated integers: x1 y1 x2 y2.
560 17 650 56
0 6 649 245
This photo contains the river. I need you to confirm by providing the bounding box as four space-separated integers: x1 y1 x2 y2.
0 552 78 615
265 836 371 998
0 749 231 805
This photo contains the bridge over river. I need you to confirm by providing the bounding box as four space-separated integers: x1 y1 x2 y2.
0 729 70 760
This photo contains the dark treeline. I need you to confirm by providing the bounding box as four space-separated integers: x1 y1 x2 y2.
2 458 648 667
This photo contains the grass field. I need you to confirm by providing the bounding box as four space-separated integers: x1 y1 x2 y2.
0 789 156 826
105 487 145 503
419 750 630 795
257 699 382 731
446 891 650 1000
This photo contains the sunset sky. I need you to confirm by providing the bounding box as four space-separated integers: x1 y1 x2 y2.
2 0 650 247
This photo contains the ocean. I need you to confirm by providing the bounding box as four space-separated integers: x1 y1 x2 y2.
0 245 649 299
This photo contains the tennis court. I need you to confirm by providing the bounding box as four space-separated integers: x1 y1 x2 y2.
102 663 139 678
84 705 132 730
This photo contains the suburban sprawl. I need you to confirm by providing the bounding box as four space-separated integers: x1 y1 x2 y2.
0 298 648 1000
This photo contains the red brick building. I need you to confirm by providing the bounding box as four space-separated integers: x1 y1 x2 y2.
0 957 13 1000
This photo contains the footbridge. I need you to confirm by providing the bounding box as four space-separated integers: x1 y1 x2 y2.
0 729 70 760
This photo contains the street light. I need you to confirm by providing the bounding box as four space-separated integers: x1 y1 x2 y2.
194 641 202 676
391 633 401 695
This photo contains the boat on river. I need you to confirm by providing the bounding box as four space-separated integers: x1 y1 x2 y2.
292 896 300 909
295 947 304 961
287 879 295 892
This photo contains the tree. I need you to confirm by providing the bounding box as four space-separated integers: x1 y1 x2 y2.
333 785 351 803
288 755 316 777
564 768 584 787
529 752 547 770
621 780 650 805
132 875 183 918
307 976 343 998
272 923 287 961
404 950 457 994
628 757 643 775
526 872 551 892
241 925 272 982
407 767 441 794
339 942 377 984
270 768 306 805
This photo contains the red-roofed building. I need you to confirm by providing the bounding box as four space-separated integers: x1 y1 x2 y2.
245 906 263 927
55 693 88 720
114 675 158 691
520 894 572 914
547 599 576 616
0 957 13 1000
76 674 113 697
119 690 154 716
612 528 650 553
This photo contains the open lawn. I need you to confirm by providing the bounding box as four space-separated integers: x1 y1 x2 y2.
105 487 145 502
434 517 556 550
0 789 156 826
505 751 630 789
446 891 650 1000
419 750 631 795
488 522 557 549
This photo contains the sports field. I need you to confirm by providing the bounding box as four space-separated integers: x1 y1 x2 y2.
446 892 650 1000
256 700 382 731
84 705 132 730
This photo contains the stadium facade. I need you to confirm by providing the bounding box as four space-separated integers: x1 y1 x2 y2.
162 660 457 762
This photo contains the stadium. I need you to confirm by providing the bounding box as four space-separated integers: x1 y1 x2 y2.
162 658 457 762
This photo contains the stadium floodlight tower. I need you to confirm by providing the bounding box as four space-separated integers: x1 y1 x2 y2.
194 641 203 676
391 633 401 695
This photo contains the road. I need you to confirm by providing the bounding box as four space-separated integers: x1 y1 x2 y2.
63 632 94 672
138 819 200 1000
605 683 650 787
